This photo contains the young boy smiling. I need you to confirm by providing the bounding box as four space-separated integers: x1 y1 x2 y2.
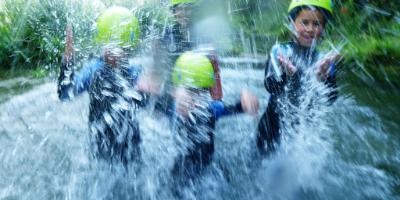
256 0 340 154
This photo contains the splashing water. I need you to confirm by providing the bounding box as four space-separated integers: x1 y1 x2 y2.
1 64 398 199
0 0 399 199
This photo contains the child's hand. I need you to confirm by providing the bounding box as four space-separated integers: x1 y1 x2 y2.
64 24 74 60
316 53 341 81
137 72 162 96
174 87 193 118
240 89 259 116
315 58 330 81
278 54 297 76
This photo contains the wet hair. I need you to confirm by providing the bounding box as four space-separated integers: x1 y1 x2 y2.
288 6 332 26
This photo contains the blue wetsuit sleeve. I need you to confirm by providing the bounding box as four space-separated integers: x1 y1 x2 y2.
126 64 142 85
209 100 244 121
329 62 335 78
73 60 99 95
57 57 100 101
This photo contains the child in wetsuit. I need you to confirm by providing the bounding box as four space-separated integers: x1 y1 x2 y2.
169 51 258 179
153 0 223 115
58 7 156 165
256 0 340 154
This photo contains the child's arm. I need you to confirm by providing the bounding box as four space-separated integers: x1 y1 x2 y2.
58 59 101 101
57 25 100 101
316 53 341 81
134 70 164 107
136 70 162 96
324 61 338 102
316 53 341 102
265 43 301 95
264 57 287 95
210 89 259 120
326 66 338 102
209 100 242 120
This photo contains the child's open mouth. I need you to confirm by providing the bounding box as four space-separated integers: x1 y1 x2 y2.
302 34 314 42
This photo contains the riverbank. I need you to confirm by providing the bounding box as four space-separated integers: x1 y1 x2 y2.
0 68 48 103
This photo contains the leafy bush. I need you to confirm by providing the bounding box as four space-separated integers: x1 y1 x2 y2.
0 0 96 74
0 0 168 77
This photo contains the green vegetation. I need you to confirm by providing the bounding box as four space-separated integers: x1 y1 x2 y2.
228 0 289 54
0 0 399 87
332 0 400 89
0 0 169 80
0 0 96 79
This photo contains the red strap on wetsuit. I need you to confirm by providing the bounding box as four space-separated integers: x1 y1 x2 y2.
208 54 223 100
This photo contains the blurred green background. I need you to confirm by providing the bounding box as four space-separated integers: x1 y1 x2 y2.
0 0 399 90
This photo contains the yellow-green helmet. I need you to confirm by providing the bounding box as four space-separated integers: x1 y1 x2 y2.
172 52 215 89
170 0 196 6
288 0 333 14
96 6 139 47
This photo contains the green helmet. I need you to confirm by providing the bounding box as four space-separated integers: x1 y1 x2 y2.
172 52 215 89
170 0 196 6
288 0 333 14
96 6 139 47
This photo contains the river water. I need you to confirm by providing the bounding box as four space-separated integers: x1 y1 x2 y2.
0 65 399 199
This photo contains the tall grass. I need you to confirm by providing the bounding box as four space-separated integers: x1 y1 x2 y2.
0 0 168 78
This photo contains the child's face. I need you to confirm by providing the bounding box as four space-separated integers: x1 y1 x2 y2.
173 4 193 28
293 9 325 47
174 87 207 117
103 45 128 68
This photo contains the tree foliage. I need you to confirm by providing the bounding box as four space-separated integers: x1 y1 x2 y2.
0 0 169 75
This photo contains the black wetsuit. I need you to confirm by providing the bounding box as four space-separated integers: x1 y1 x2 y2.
170 100 243 179
58 57 145 165
256 41 337 155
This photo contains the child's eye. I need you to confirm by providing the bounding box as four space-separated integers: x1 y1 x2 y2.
313 21 321 27
301 20 309 26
